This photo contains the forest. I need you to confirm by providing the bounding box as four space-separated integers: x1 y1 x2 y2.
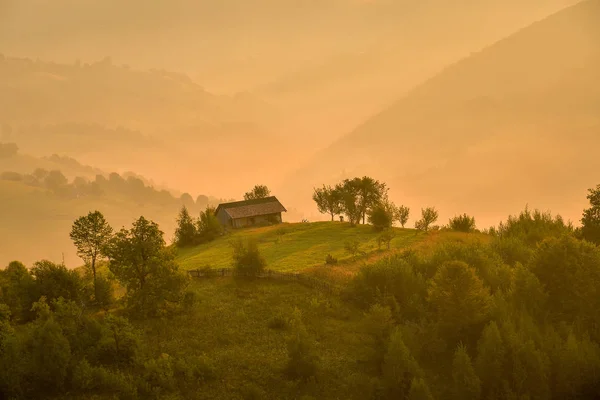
0 181 599 399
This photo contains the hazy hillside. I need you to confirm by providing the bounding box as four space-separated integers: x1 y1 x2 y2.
285 0 600 228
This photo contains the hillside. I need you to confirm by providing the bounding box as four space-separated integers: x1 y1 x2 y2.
285 0 600 227
176 222 490 276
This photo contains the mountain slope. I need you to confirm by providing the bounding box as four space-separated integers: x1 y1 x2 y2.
286 0 600 227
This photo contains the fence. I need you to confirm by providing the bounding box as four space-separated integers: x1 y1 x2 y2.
187 267 339 294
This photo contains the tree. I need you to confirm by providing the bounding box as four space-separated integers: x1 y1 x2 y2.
44 170 68 192
30 261 83 305
196 206 222 243
475 322 505 400
196 194 209 209
408 378 434 400
244 185 271 200
449 214 476 232
338 180 363 226
174 206 197 247
232 238 266 276
377 230 395 250
70 211 113 302
452 344 481 400
312 185 342 221
368 203 394 231
427 261 491 342
382 328 422 399
0 261 35 322
415 207 439 232
396 205 410 228
180 193 195 209
580 184 600 245
104 216 189 316
285 308 319 380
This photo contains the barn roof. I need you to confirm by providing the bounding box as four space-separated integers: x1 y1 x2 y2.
215 196 287 219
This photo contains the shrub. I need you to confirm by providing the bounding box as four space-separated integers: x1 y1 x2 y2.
344 239 362 259
232 238 266 277
268 314 289 330
377 230 395 250
94 275 115 310
325 254 338 265
415 208 438 232
495 207 572 246
285 308 319 381
368 204 394 231
448 214 476 232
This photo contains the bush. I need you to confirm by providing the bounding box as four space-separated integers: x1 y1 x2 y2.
268 314 289 330
94 275 115 310
448 214 476 232
285 309 319 381
344 239 362 259
415 208 439 232
377 230 395 250
325 254 338 265
368 204 393 231
232 238 266 277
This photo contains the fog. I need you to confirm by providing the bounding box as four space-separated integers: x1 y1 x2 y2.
1 0 598 266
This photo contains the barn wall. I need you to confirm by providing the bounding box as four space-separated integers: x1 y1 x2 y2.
216 208 232 227
231 213 282 229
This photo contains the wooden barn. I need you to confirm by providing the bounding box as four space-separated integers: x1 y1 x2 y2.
214 196 287 229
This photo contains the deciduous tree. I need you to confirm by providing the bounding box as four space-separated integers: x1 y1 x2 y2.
244 185 271 200
415 207 439 232
312 185 342 221
580 184 600 245
70 211 113 302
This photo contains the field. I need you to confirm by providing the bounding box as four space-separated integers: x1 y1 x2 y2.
176 221 426 272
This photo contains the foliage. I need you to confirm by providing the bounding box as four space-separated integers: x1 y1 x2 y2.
196 206 223 243
325 254 338 265
382 328 422 399
244 184 271 200
0 142 18 158
312 185 342 221
344 239 363 259
232 238 267 276
337 180 363 226
448 213 476 232
30 260 83 305
495 207 572 246
105 216 189 317
0 261 35 322
174 206 197 247
377 229 395 250
427 261 491 344
285 308 319 381
415 207 439 232
451 343 481 400
396 205 410 228
368 203 394 231
580 184 600 245
70 210 113 303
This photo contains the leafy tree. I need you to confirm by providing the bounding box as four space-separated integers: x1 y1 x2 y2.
285 308 319 380
415 207 439 232
70 211 113 302
44 170 68 192
0 261 35 322
363 304 394 372
32 168 49 181
449 214 476 232
408 378 434 400
495 207 572 246
344 239 362 259
338 180 363 226
369 203 394 231
196 194 209 209
105 216 189 316
377 230 395 250
427 261 491 343
396 205 410 228
580 184 600 245
475 322 505 400
98 313 140 365
382 328 422 399
196 206 222 242
174 206 197 247
529 235 600 329
451 344 481 400
30 260 83 305
312 185 342 221
244 185 271 200
356 177 387 224
232 238 266 276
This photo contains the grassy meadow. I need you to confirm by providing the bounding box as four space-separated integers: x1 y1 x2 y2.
176 221 425 272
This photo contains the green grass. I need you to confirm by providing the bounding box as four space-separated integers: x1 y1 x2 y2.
176 222 424 272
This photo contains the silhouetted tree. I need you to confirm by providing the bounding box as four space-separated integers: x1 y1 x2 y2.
244 185 271 200
338 180 363 226
174 206 197 247
70 211 113 302
396 205 410 228
580 184 600 245
449 214 476 232
415 207 438 232
312 185 342 221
